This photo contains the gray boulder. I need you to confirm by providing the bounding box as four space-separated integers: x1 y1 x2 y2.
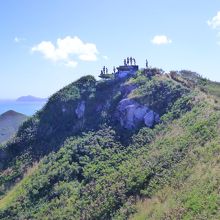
116 98 160 129
123 104 137 129
144 110 155 128
134 106 148 120
144 110 160 128
117 99 137 129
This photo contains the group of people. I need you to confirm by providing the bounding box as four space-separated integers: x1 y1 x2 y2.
100 57 148 77
123 57 136 66
123 58 148 68
100 66 117 76
100 66 108 75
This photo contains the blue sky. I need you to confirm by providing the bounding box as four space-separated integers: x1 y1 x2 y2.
1 0 220 99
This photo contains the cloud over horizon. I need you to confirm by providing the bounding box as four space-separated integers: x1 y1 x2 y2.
151 35 172 45
31 36 99 67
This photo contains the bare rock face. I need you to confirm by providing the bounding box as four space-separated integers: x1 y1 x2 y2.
116 98 160 129
117 71 130 79
115 65 139 79
75 101 85 119
134 107 148 120
144 110 159 128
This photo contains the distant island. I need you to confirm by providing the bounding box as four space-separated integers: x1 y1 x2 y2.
16 95 48 102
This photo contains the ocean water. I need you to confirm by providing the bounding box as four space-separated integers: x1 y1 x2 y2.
0 101 46 116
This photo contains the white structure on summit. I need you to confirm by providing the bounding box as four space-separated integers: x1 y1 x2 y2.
115 57 139 79
99 57 139 79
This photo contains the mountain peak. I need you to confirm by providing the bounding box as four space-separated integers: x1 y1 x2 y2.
0 110 27 144
0 110 26 119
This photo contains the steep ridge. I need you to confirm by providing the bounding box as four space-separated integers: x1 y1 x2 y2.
0 69 219 219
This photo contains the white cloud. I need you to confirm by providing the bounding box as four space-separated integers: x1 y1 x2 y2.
65 60 78 68
79 53 97 61
103 55 109 60
14 37 20 43
151 35 172 45
207 11 220 29
207 11 220 45
218 33 220 45
31 36 99 67
14 37 26 43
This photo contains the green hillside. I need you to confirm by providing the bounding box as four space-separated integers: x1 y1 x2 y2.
0 68 219 219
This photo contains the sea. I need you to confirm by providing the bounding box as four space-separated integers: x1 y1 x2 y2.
0 100 47 116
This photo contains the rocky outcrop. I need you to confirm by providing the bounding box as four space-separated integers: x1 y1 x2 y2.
75 101 85 119
115 66 138 79
144 110 160 127
116 71 131 79
116 98 160 129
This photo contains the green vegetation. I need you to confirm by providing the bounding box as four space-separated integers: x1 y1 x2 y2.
128 75 189 114
0 69 220 219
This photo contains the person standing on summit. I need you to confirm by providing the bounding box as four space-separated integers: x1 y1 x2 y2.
130 57 133 65
146 59 148 68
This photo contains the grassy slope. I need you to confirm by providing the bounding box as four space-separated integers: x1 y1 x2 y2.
131 81 220 220
1 94 219 219
1 97 219 219
0 72 186 197
0 71 220 219
201 80 220 100
0 163 38 210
